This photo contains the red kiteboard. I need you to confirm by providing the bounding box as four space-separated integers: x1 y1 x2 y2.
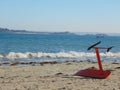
74 41 113 79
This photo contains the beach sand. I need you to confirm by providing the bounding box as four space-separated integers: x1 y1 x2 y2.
0 62 119 90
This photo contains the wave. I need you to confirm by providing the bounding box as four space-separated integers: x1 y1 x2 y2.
0 51 120 61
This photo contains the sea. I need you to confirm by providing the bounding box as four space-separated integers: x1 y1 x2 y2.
0 32 120 65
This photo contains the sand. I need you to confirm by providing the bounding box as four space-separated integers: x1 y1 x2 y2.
0 62 119 90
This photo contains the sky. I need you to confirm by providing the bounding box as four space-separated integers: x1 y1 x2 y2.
0 0 120 33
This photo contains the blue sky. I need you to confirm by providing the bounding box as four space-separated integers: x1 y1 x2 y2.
0 0 120 33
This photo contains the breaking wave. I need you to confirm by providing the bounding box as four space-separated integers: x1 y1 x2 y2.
0 51 119 62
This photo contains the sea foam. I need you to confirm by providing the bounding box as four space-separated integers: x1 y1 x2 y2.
4 51 120 62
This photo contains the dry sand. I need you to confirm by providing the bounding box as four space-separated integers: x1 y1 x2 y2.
0 62 119 90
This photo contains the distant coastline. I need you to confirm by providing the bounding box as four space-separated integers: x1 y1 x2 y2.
0 27 67 34
0 27 27 33
0 27 120 36
0 27 74 35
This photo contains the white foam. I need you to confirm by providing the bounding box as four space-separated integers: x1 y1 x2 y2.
6 52 28 60
4 51 120 61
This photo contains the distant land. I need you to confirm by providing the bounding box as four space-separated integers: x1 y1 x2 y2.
0 27 74 35
0 27 120 36
0 27 27 33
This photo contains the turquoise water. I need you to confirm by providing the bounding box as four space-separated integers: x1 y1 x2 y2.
0 33 120 64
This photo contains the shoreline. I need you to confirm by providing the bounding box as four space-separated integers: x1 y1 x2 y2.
0 62 119 90
0 59 120 66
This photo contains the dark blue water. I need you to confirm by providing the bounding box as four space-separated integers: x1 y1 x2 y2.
0 33 120 63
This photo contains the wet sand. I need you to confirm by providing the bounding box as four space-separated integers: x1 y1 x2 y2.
0 62 119 90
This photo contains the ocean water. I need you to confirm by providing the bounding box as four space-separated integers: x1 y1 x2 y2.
0 32 120 65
